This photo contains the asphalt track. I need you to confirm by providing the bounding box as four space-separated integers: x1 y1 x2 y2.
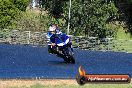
0 44 132 79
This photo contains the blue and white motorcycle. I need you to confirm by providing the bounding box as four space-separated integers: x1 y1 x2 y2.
47 32 75 64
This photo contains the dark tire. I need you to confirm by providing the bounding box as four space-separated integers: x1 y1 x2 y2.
64 47 75 64
68 47 75 64
56 46 75 64
69 55 75 64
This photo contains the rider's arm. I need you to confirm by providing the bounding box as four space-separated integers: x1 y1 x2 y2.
46 32 52 45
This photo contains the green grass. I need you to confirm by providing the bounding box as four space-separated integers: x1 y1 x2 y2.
10 83 132 88
107 26 132 53
111 39 132 53
116 26 132 40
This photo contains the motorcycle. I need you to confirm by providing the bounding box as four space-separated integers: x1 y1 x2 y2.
48 33 75 64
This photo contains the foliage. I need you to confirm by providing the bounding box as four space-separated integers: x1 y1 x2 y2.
41 0 64 18
0 0 18 29
70 0 118 37
10 0 29 11
41 0 67 31
114 0 132 35
0 0 29 29
41 0 119 38
14 9 47 32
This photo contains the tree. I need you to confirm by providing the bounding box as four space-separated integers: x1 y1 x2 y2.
41 0 64 18
10 0 29 11
115 0 132 35
66 0 118 37
0 0 17 29
0 0 29 29
41 0 118 38
14 9 49 32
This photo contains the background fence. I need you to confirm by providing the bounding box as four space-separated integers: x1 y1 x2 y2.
0 29 132 53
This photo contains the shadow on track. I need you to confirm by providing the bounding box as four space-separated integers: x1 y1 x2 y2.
48 61 76 66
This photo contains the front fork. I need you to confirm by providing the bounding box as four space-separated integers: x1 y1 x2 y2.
62 43 74 56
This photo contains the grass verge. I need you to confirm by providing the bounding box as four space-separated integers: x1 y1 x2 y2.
0 79 132 88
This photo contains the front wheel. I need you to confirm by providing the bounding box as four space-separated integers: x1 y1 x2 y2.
63 47 75 64
68 55 75 64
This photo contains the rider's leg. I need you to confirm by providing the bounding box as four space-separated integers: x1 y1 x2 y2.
48 45 54 54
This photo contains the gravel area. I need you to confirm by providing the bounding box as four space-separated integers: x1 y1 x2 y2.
0 79 77 88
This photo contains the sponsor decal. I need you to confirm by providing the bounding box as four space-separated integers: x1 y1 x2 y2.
76 66 131 85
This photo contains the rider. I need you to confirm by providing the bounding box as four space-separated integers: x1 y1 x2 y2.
46 24 66 54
